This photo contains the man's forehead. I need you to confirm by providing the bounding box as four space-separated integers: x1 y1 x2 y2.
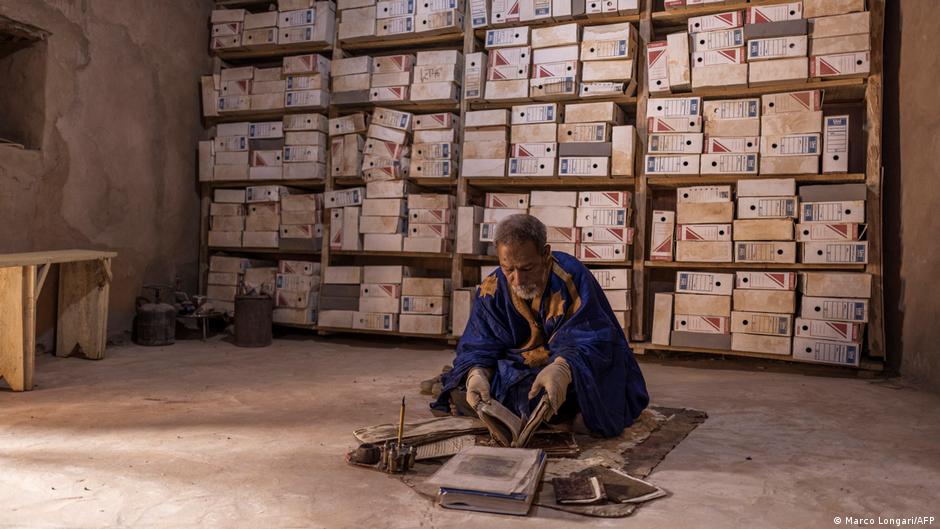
497 241 545 266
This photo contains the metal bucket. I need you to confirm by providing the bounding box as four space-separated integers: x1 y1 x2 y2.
234 294 273 347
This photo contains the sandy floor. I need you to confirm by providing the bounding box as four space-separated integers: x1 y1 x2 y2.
1 334 938 529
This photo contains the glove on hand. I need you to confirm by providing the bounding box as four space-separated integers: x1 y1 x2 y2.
466 367 493 409
527 356 572 414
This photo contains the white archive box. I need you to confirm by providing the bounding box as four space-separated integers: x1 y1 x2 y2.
675 271 734 296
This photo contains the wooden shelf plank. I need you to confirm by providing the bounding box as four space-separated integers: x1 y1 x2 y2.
469 94 637 111
214 0 274 7
317 326 450 340
339 31 464 51
333 177 456 188
473 13 641 38
274 322 318 331
205 107 327 126
332 100 460 113
633 342 884 372
213 42 332 62
644 260 866 270
205 179 326 189
647 78 867 103
646 173 865 187
461 254 498 262
331 250 453 259
209 246 322 256
465 176 636 190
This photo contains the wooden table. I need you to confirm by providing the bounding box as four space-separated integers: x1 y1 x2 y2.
0 250 117 391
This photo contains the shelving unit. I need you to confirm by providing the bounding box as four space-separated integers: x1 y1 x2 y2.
198 0 887 369
629 0 887 371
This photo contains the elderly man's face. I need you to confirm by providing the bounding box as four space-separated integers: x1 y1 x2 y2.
497 240 552 300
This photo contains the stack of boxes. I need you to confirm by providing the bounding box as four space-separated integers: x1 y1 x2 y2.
530 24 578 99
464 49 487 103
329 112 367 179
648 2 871 91
702 98 759 175
201 56 330 118
760 90 821 174
248 120 286 182
671 270 733 349
371 54 414 104
806 1 871 79
411 50 462 104
252 67 289 113
318 265 362 328
456 204 485 256
245 185 290 248
484 27 531 101
400 276 452 335
480 22 638 101
332 55 373 105
644 96 702 176
405 194 455 253
326 186 365 251
687 14 747 89
794 272 870 367
462 109 510 177
200 114 329 183
744 4 808 87
675 186 733 262
559 102 625 177
206 255 273 314
284 53 331 112
733 178 797 264
210 3 334 52
590 268 632 331
509 103 558 177
337 0 462 42
208 189 248 248
575 191 633 263
363 107 412 183
210 124 250 182
360 108 414 252
359 186 407 253
280 193 323 251
578 22 636 98
356 265 405 332
797 184 868 265
731 270 797 355
274 259 321 325
529 191 577 253
411 112 460 180
283 112 328 180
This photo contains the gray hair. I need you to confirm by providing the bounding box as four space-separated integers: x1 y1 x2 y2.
494 214 547 250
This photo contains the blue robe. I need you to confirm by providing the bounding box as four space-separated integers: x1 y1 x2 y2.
431 252 649 437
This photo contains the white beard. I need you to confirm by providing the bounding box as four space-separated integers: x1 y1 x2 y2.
512 284 542 300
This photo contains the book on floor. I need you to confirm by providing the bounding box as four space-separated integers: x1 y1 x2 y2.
475 396 552 448
425 445 547 516
552 475 607 504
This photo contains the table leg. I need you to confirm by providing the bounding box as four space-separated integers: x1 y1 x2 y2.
57 259 111 359
0 266 31 391
202 318 208 341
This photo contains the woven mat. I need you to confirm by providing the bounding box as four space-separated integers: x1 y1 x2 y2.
400 406 708 518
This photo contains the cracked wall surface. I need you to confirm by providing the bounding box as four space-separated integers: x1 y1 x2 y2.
0 0 211 343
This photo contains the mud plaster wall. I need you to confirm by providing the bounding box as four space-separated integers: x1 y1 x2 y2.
883 1 940 391
0 0 211 346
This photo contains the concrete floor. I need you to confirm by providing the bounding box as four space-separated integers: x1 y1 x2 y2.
1 335 938 529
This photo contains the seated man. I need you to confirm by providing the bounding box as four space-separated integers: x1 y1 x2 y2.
432 214 649 438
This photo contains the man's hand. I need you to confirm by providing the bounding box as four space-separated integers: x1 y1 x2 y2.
466 367 493 409
527 356 572 414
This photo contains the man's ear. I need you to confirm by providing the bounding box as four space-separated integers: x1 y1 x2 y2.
543 244 552 260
